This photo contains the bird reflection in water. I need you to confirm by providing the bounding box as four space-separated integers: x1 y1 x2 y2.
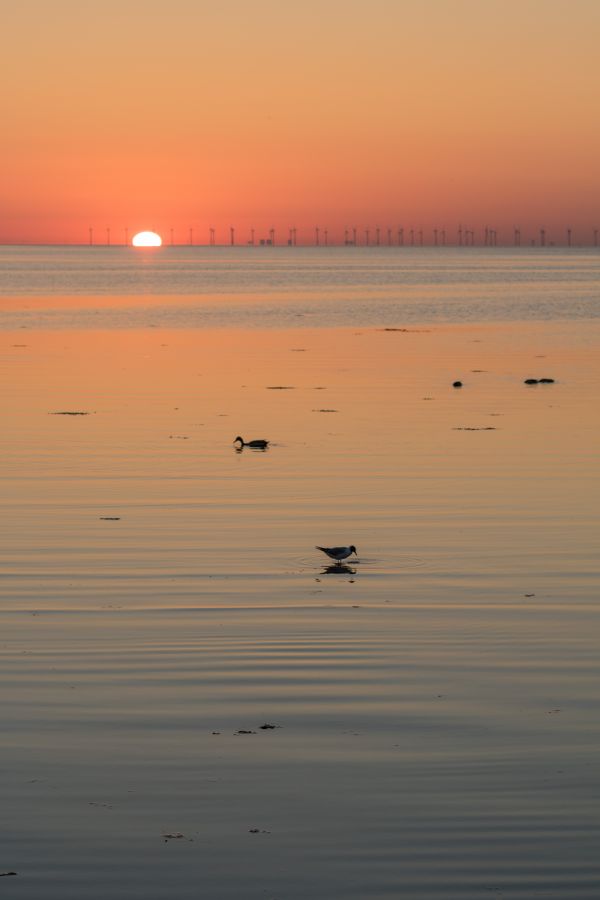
234 444 269 453
322 564 356 575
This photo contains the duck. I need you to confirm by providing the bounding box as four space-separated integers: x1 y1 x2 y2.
316 545 358 563
234 436 269 449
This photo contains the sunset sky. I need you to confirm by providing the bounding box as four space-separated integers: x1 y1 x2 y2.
2 0 599 244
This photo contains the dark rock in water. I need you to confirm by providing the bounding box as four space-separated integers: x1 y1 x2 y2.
539 378 555 383
100 517 120 521
259 723 280 730
235 729 257 735
524 378 539 384
452 381 463 388
379 327 431 333
0 873 17 877
51 411 90 415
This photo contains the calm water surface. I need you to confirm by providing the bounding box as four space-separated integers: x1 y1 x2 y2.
1 245 600 328
1 248 599 898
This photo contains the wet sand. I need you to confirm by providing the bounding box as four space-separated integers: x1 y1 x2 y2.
1 319 599 898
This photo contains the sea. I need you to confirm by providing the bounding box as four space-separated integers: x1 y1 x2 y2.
1 245 599 899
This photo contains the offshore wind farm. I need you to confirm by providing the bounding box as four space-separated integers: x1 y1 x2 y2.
20 222 600 248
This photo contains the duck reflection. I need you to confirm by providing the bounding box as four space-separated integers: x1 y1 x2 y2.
322 564 356 575
234 444 268 453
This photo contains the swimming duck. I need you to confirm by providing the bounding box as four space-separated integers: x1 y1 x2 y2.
234 436 269 449
316 545 358 563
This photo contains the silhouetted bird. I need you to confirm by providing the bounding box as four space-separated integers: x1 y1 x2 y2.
234 436 269 449
316 545 357 563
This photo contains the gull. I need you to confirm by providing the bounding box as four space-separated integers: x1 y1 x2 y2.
234 436 269 449
316 545 357 563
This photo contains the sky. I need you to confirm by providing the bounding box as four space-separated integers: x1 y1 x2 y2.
2 0 600 244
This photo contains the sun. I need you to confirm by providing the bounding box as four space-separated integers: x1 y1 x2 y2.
132 230 162 247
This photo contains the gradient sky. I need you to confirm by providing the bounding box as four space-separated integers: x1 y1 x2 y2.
2 0 599 243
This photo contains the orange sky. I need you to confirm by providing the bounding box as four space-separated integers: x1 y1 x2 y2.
2 0 600 244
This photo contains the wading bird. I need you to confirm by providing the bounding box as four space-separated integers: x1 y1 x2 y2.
316 545 358 563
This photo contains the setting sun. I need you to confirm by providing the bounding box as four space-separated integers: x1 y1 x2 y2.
132 231 162 247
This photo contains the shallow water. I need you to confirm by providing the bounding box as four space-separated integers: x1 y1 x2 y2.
1 249 599 897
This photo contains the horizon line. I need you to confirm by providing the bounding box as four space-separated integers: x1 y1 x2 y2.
1 240 599 250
